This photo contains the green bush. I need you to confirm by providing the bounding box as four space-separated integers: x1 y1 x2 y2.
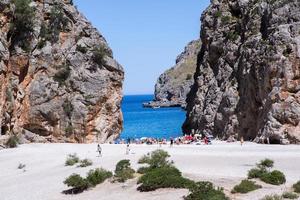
137 166 151 174
186 74 193 80
65 125 74 137
65 153 79 166
138 149 172 169
214 11 222 18
63 100 73 119
259 159 274 169
92 46 110 67
248 159 285 185
260 170 286 185
137 166 195 192
293 181 300 193
48 4 68 42
261 194 283 200
6 135 19 148
9 0 35 51
221 15 231 24
86 168 112 187
64 174 88 193
114 160 135 182
78 159 93 168
184 181 229 200
248 167 267 179
282 192 299 199
231 179 262 194
53 65 71 86
76 45 87 54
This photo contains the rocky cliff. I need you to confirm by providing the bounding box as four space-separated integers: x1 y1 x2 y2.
0 0 124 144
144 40 201 108
183 0 300 144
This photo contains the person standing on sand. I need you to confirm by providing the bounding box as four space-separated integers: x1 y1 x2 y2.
240 137 244 146
97 144 102 157
126 144 130 155
170 137 174 147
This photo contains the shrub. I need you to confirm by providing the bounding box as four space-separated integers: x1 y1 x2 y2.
260 170 286 185
63 100 73 119
86 168 112 187
92 46 110 66
184 181 229 200
282 192 299 199
48 3 68 42
215 11 222 18
37 39 46 49
138 149 172 169
186 74 193 80
293 181 300 193
137 166 151 174
248 159 285 185
65 154 79 166
259 159 274 169
63 174 88 193
78 159 93 168
114 160 135 182
76 45 87 54
231 179 262 194
221 15 231 24
65 124 74 137
137 166 195 192
248 167 267 179
9 0 35 51
226 31 239 41
53 65 71 86
261 194 283 200
6 135 19 148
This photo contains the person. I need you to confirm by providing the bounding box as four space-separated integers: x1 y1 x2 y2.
170 137 174 147
159 138 162 148
204 136 208 145
97 144 102 157
126 144 130 155
240 136 244 146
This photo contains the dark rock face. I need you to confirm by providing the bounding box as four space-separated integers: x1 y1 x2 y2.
183 0 300 144
0 0 124 143
145 40 201 108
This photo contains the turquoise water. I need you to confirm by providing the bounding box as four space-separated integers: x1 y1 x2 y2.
120 95 186 139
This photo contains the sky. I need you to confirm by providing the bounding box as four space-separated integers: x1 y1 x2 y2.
74 0 210 95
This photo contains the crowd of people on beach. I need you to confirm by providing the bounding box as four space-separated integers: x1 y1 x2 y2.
114 134 213 146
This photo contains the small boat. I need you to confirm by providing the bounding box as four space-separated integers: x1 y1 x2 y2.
153 106 160 109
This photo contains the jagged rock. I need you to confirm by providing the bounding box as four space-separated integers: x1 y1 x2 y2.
145 40 201 108
0 0 124 144
183 0 300 144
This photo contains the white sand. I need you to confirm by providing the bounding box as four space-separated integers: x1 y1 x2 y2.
1 142 300 200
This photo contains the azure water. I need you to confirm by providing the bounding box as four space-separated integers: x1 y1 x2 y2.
120 95 186 140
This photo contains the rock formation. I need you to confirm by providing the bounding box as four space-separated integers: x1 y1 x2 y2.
183 0 300 144
144 40 201 108
0 0 124 144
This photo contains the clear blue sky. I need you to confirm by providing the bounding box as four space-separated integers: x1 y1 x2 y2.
74 0 210 95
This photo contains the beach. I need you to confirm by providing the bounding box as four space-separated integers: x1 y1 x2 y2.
1 142 300 200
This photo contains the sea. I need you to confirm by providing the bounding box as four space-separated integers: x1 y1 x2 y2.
120 95 186 140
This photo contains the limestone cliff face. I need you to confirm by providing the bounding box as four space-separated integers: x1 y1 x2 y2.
183 0 300 144
0 0 124 144
145 40 201 108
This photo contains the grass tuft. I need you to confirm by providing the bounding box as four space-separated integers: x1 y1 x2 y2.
231 179 262 194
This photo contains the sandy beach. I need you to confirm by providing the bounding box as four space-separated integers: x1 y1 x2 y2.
1 142 300 200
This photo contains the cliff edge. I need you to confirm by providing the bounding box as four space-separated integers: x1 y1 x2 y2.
0 0 124 144
183 0 300 144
